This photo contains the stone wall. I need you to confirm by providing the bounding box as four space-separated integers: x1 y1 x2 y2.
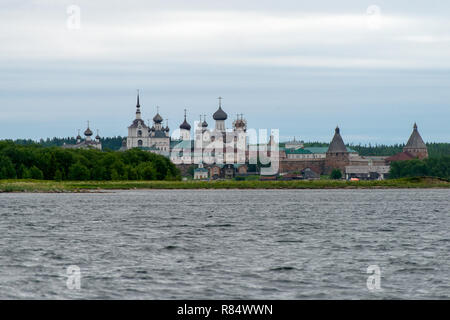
404 148 429 160
279 159 325 175
324 153 350 174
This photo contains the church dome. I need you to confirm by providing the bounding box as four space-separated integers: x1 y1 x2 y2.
202 119 208 127
84 127 93 137
179 119 191 130
213 106 227 121
153 113 163 123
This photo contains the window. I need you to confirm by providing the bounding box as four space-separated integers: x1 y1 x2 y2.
138 130 142 137
138 140 143 147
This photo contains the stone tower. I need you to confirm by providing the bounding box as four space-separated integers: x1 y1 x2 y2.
403 123 428 159
325 126 350 174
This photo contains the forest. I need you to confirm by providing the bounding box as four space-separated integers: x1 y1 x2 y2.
2 138 450 181
389 157 450 180
0 141 180 181
12 137 450 157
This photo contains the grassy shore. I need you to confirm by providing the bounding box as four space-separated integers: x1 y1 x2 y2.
0 177 449 192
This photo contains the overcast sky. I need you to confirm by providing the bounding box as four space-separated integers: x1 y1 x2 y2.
1 0 449 144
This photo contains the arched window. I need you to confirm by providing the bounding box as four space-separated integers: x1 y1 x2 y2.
138 130 142 137
138 140 143 147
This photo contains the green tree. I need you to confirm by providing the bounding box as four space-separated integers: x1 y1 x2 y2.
330 169 342 180
68 163 90 180
0 156 17 179
29 166 44 180
110 169 121 181
54 169 63 181
138 162 157 180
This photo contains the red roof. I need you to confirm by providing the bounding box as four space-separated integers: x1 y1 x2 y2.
385 151 415 162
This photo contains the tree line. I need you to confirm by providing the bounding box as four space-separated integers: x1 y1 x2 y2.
389 156 450 180
0 141 180 181
348 143 450 157
12 137 450 157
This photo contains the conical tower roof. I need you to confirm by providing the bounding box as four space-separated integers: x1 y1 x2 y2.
327 126 348 153
405 123 426 149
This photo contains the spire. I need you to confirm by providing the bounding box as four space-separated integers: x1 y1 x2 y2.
136 89 140 107
165 118 170 132
135 90 141 119
327 126 347 153
405 123 426 149
218 96 223 107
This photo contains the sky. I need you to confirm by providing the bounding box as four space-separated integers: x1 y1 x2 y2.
1 0 449 144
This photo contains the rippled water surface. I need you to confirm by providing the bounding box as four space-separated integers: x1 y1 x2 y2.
0 189 449 299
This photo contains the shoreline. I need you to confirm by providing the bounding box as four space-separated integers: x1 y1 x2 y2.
0 177 448 193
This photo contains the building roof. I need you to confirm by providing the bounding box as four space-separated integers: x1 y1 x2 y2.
345 165 390 174
153 113 163 123
128 119 147 129
170 139 194 149
385 151 415 162
194 168 208 173
327 127 348 153
152 130 168 138
303 146 356 154
84 127 93 137
405 123 427 149
179 118 191 130
213 106 227 120
285 148 312 155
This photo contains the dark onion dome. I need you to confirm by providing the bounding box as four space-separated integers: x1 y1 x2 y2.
179 118 191 130
95 134 101 140
202 119 208 127
234 119 245 128
153 113 163 123
213 106 227 121
76 133 82 140
164 126 170 132
327 126 348 153
84 127 93 137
